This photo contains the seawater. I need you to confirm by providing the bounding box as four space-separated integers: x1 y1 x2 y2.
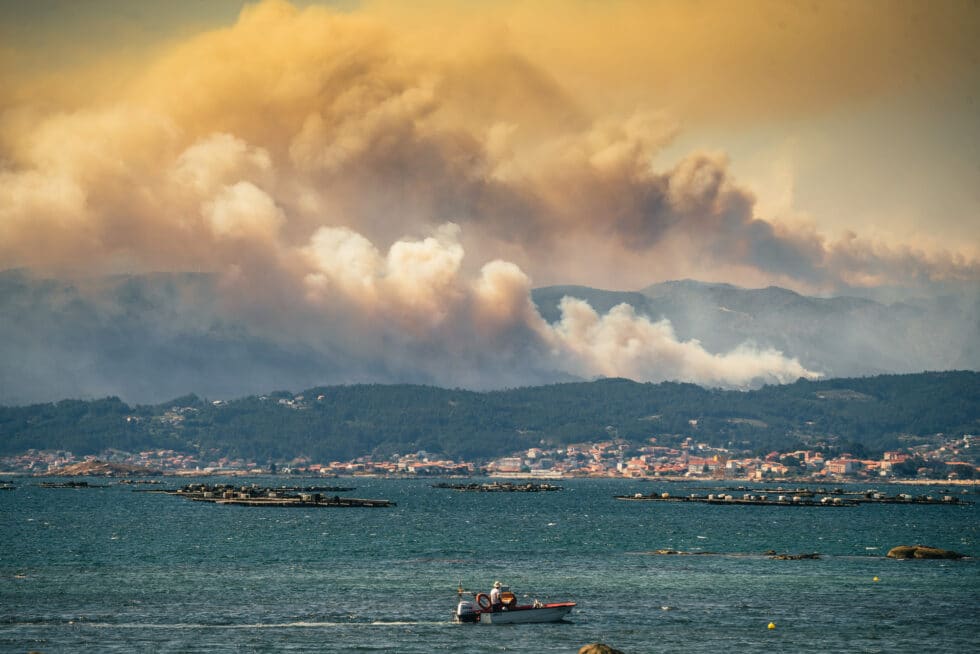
1 478 977 653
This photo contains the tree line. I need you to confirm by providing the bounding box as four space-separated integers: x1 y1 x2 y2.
1 371 977 463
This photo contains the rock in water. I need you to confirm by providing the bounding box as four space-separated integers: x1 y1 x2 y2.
579 644 626 654
886 545 963 559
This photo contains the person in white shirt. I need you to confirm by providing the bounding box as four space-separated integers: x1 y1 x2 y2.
490 581 502 611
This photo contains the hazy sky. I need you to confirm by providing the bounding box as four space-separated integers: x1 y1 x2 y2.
2 0 978 286
1 0 978 394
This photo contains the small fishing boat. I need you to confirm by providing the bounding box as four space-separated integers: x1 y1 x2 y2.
452 583 575 624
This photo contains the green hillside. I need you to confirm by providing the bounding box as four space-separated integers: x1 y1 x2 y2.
1 372 977 462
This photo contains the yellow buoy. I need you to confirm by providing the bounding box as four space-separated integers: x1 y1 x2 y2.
873 576 880 582
768 622 776 630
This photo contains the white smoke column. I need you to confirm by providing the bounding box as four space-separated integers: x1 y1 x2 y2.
300 222 821 387
302 223 467 333
547 297 821 387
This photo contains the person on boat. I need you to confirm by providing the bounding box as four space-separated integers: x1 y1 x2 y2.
490 581 503 611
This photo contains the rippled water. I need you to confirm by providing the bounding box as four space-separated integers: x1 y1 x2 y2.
1 478 977 653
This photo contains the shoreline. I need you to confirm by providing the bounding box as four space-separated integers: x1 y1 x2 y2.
3 469 977 486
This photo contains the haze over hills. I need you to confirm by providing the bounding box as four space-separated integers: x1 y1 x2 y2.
0 269 355 406
533 280 980 381
1 269 977 406
2 0 979 413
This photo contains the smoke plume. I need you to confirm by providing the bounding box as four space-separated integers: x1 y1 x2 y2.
1 0 976 401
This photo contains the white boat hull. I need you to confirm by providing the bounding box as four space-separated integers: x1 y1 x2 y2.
474 603 575 625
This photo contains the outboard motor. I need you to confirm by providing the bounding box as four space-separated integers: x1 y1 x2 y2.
455 600 480 623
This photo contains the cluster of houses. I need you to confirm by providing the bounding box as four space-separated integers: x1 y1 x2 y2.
485 436 976 480
2 433 976 480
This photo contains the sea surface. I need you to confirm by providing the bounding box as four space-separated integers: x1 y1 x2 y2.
1 477 977 653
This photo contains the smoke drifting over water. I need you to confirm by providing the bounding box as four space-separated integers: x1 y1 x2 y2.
0 0 976 401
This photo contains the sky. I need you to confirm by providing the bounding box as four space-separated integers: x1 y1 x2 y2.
0 0 978 396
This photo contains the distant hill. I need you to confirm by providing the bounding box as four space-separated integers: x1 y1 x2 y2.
1 269 978 404
1 372 977 463
0 269 346 405
532 279 980 379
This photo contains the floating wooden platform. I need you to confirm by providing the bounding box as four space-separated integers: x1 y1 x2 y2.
616 493 854 507
153 483 392 507
37 481 109 489
617 491 972 506
432 481 563 492
195 496 394 508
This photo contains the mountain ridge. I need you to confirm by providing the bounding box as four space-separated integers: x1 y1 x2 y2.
532 280 979 381
2 269 977 405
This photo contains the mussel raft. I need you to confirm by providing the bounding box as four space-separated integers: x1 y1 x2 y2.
432 481 563 492
153 483 394 507
617 490 971 507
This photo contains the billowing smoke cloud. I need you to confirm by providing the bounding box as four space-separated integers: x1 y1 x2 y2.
548 297 815 387
0 0 975 399
2 0 975 288
249 223 819 387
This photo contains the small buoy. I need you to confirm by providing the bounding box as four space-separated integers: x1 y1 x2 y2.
768 622 776 630
873 576 880 582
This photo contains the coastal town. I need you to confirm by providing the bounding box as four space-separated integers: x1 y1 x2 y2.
2 432 976 481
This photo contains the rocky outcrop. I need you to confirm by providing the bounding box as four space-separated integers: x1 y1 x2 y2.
886 545 964 559
579 645 625 654
768 552 821 560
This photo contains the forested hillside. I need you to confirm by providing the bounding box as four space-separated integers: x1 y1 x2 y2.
1 372 977 462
